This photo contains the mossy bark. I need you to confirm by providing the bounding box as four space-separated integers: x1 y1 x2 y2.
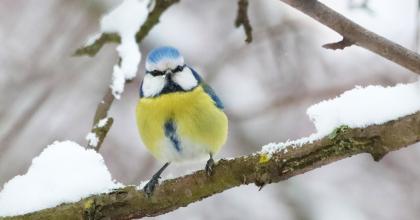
3 111 420 220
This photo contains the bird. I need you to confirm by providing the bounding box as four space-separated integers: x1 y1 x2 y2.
136 46 228 196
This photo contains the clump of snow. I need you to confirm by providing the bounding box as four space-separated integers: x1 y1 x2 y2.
97 117 109 128
0 141 122 217
261 80 420 155
307 80 420 136
99 0 149 99
86 132 99 147
109 65 126 99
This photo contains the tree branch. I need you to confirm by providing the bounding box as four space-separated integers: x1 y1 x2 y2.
235 0 253 43
81 0 180 150
322 37 354 50
74 0 180 57
6 111 420 220
280 0 420 74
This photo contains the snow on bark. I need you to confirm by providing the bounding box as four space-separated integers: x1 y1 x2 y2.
262 79 420 154
0 141 122 217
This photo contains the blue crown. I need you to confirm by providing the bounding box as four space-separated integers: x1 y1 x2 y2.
146 46 181 64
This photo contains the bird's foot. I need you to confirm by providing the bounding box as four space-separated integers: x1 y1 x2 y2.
143 175 160 197
143 162 170 197
205 157 215 176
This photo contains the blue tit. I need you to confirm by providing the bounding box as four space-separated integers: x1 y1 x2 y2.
135 46 228 196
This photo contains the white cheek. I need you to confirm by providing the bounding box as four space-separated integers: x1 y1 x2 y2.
173 68 198 91
142 74 165 97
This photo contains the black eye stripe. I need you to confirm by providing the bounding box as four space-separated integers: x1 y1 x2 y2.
147 70 164 76
146 65 186 76
172 65 186 73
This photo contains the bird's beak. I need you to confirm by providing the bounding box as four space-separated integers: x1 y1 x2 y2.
164 70 173 79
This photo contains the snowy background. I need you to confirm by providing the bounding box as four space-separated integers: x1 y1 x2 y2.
1 0 420 219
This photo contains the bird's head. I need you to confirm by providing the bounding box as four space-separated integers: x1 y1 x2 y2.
141 46 200 97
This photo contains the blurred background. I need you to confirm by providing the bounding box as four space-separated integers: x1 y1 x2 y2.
1 0 420 219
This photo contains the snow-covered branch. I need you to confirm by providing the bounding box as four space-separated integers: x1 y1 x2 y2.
74 0 180 57
82 0 180 150
4 111 420 220
279 0 420 74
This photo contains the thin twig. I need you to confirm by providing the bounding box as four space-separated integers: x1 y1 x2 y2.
323 37 354 50
74 0 180 57
74 33 120 57
280 0 420 74
235 0 253 43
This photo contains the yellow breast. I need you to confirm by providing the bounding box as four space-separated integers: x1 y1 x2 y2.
135 85 228 162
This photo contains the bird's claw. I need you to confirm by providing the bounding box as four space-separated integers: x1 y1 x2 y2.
143 175 160 197
205 157 215 176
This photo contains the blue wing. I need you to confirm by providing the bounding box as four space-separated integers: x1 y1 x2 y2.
139 80 144 98
202 83 224 109
164 119 181 152
189 67 224 110
189 67 203 82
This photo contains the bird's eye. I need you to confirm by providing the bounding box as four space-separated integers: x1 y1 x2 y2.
172 65 185 73
147 70 164 76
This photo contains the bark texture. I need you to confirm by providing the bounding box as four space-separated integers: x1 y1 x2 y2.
3 111 420 220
